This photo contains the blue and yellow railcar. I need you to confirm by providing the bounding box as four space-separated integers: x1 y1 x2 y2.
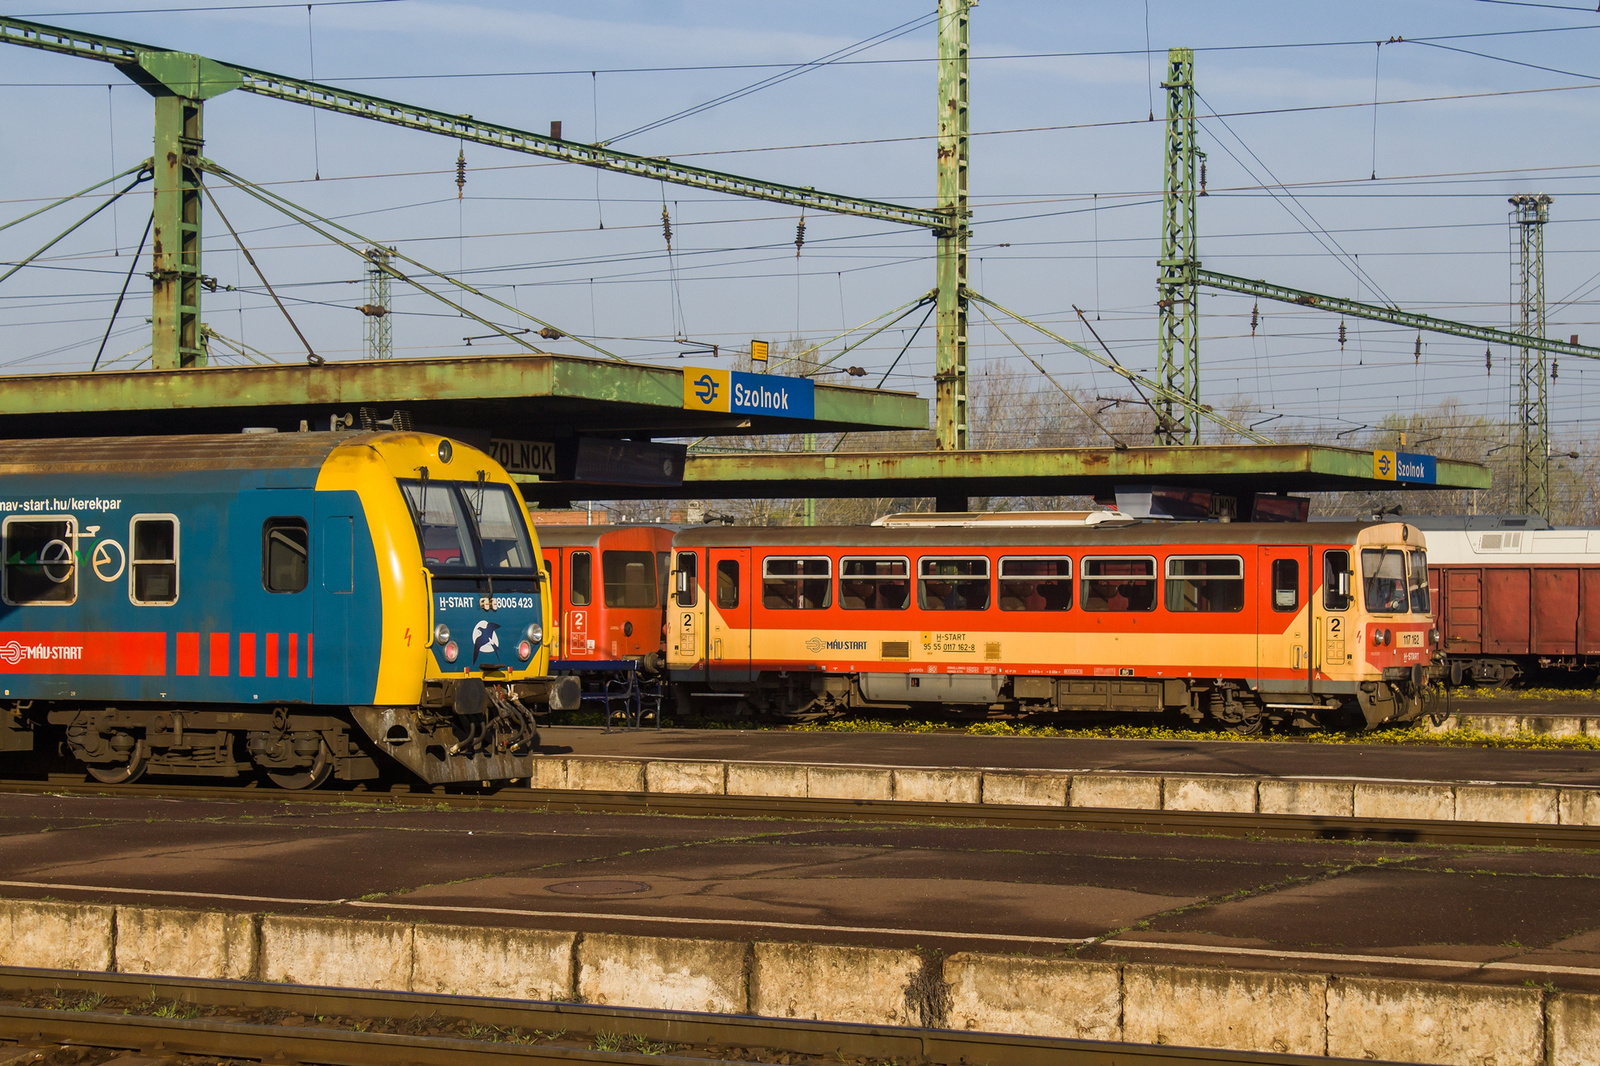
0 431 575 787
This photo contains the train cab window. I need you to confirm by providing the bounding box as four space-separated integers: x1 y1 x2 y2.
657 551 670 611
472 484 537 569
840 557 910 610
918 557 990 611
1408 549 1430 613
401 482 477 570
675 552 699 607
570 551 592 606
262 518 309 594
1165 556 1243 613
1361 548 1409 614
1081 557 1156 612
999 557 1072 611
129 515 179 605
603 550 658 608
716 560 740 609
1271 558 1300 612
2 516 77 606
763 557 832 610
1322 549 1352 611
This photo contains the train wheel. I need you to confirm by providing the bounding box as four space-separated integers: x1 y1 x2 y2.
266 740 334 791
1224 713 1265 737
85 735 148 785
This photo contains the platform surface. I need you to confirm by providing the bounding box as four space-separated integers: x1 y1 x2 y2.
0 792 1596 991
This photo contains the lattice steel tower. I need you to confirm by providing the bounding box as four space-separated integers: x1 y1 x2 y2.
362 246 394 360
1509 193 1552 516
1157 48 1201 445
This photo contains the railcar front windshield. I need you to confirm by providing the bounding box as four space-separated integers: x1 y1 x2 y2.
1361 547 1410 614
400 480 537 574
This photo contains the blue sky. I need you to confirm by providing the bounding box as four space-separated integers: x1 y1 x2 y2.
2 0 1599 446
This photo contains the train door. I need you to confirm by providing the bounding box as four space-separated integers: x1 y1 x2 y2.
311 496 357 704
541 549 565 660
706 547 753 682
565 549 595 658
1260 545 1311 692
670 548 703 670
236 490 314 704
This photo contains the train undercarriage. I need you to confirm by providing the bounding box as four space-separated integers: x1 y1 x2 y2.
680 669 1431 733
0 675 579 788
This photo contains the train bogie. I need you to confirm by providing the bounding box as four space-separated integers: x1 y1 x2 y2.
0 432 577 787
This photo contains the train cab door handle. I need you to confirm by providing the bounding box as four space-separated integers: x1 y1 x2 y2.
1293 645 1304 669
713 638 723 660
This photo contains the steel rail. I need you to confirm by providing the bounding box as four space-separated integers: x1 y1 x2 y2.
0 967 1378 1066
0 776 1595 850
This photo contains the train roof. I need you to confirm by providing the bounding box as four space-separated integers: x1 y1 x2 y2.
532 524 678 547
672 520 1417 550
0 431 400 475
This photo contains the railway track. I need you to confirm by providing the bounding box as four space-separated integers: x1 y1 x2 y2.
3 774 1598 850
0 967 1380 1066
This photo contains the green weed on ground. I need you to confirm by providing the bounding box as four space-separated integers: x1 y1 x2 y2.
792 717 1600 750
1453 686 1600 702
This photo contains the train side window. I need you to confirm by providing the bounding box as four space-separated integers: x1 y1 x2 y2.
840 557 910 610
1271 558 1300 612
570 551 592 606
129 515 179 605
1322 549 1351 611
1165 555 1243 613
675 552 699 607
262 518 309 594
919 557 990 611
2 515 77 606
716 560 740 609
657 551 670 610
999 557 1071 611
1408 549 1430 614
1081 556 1156 612
764 556 832 610
603 550 658 608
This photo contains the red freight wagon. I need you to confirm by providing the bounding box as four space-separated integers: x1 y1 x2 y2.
1413 516 1600 684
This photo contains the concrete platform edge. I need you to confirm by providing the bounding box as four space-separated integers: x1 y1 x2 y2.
0 898 1595 1064
538 755 1600 826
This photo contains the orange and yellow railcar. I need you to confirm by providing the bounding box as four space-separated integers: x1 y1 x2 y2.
666 519 1435 730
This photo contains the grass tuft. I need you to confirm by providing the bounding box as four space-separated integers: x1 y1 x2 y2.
793 717 1600 750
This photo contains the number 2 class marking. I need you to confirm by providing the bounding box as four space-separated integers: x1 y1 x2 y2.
1329 618 1342 635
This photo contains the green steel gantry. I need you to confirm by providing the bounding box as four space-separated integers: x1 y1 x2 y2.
935 0 972 450
1158 47 1600 513
0 13 973 445
1510 193 1553 516
1156 48 1201 445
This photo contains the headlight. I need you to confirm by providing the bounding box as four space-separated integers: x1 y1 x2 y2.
1429 628 1440 646
525 622 543 644
443 640 459 663
518 639 533 660
433 623 450 646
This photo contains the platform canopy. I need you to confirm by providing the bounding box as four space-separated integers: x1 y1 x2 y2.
518 442 1489 508
0 354 923 439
